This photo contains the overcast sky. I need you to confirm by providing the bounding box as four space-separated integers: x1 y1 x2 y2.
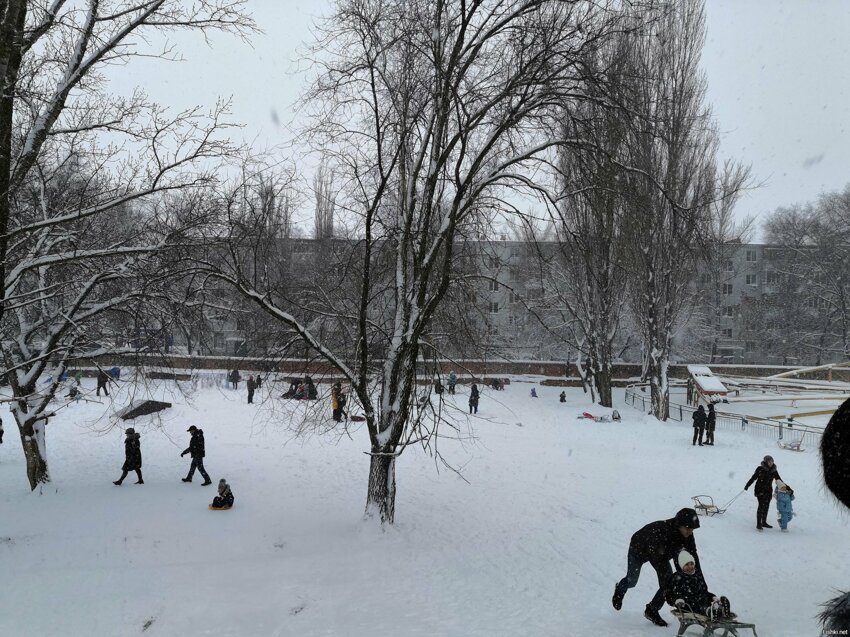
113 1 850 233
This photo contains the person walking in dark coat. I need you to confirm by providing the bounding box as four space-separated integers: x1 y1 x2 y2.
229 369 241 390
692 405 707 446
469 383 480 414
181 425 212 485
612 508 704 628
113 428 143 485
0 416 4 444
246 375 256 404
705 404 717 445
745 454 783 530
96 369 110 397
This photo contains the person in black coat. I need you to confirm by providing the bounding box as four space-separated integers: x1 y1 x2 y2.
113 428 143 485
745 454 782 530
469 383 480 414
229 369 240 390
96 369 110 397
705 404 717 445
692 405 706 446
246 375 257 404
211 478 235 509
181 425 211 485
612 508 704 628
665 550 732 619
0 415 4 444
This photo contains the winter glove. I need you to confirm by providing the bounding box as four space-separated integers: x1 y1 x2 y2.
180 451 186 457
744 485 749 491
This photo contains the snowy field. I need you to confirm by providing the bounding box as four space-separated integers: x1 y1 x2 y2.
1 377 848 637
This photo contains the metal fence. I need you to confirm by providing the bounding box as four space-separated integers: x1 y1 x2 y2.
624 386 824 449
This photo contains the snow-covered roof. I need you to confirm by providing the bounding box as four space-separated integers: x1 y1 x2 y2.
687 365 728 394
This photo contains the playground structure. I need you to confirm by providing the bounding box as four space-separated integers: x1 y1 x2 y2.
626 363 850 450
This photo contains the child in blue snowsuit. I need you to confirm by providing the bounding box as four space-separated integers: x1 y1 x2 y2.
775 480 795 532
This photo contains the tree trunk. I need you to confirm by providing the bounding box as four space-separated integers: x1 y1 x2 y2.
17 416 50 490
365 451 396 524
649 362 670 421
595 365 613 407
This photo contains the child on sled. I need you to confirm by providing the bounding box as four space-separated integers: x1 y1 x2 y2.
666 550 733 620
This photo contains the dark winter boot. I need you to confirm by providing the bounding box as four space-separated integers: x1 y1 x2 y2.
135 470 144 485
644 605 668 627
720 596 731 618
201 480 212 486
113 480 122 486
612 587 624 611
762 521 773 529
182 477 192 483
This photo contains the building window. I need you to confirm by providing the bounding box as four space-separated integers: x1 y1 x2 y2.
510 291 523 304
764 271 779 285
724 260 734 272
722 328 733 338
745 274 757 286
700 273 711 284
489 302 499 313
213 333 224 349
746 249 757 262
722 284 733 295
722 306 734 317
488 280 499 291
745 341 756 352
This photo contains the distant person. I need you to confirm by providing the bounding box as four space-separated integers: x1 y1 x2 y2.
246 375 256 404
306 377 318 399
559 391 566 403
294 383 306 400
434 376 444 395
745 454 783 530
448 371 457 394
210 478 234 509
612 508 703 628
331 382 344 422
229 369 240 390
181 425 212 485
0 416 4 444
96 369 110 397
113 428 143 485
612 409 621 422
692 405 706 446
255 374 263 389
774 480 795 532
530 387 538 398
66 384 81 402
665 550 733 619
705 403 717 445
469 383 479 414
282 378 298 399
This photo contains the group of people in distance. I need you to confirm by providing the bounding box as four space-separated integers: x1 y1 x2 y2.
691 403 717 446
613 453 795 628
113 425 234 510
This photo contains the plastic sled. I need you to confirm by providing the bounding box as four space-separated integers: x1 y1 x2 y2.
777 439 804 452
209 504 233 511
671 609 758 637
577 411 611 422
691 495 726 517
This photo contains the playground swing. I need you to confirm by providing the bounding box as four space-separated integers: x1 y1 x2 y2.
777 438 804 452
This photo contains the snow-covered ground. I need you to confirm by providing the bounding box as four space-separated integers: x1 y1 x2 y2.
1 377 847 637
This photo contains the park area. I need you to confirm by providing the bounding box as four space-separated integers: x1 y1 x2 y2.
1 375 847 637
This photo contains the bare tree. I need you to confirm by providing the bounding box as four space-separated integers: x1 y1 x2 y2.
0 1 254 489
622 0 748 419
207 0 629 523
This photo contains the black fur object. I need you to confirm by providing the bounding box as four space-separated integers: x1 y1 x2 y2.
819 398 850 631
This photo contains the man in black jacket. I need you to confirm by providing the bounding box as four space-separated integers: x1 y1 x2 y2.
181 425 211 485
612 508 704 627
745 454 782 530
96 369 110 397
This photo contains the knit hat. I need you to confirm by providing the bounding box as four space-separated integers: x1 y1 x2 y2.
187 425 198 432
763 455 774 463
674 507 701 530
776 480 789 492
678 550 696 570
125 427 135 435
